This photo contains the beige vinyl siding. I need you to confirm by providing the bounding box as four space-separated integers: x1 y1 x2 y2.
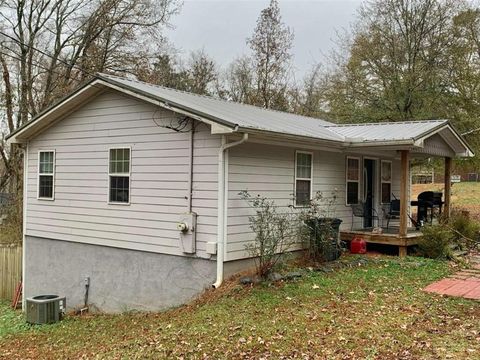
225 143 350 261
416 134 455 157
225 142 403 261
26 90 220 258
226 143 295 261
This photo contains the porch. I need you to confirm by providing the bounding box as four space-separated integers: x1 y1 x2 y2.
340 123 473 256
339 148 454 257
340 227 422 257
341 148 453 257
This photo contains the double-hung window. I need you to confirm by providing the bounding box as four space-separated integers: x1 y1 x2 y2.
38 150 55 200
346 157 360 205
295 151 313 206
109 148 131 204
381 160 392 204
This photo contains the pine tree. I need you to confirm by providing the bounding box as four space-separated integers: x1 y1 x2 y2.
247 0 294 110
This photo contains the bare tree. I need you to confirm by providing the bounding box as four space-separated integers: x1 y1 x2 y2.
186 49 218 96
290 64 329 118
0 0 180 192
136 52 189 90
322 0 465 123
223 55 255 103
135 49 218 96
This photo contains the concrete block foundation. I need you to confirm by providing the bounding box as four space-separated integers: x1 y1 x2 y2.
24 236 216 313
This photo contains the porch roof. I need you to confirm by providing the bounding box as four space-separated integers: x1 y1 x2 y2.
328 120 473 157
328 120 447 143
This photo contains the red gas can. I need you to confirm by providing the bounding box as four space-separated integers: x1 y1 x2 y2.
350 236 367 254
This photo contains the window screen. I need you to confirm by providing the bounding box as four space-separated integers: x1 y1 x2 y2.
38 151 55 199
295 152 312 206
346 157 360 205
381 161 392 204
109 148 130 204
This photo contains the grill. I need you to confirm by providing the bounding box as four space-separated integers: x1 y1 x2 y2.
413 191 444 224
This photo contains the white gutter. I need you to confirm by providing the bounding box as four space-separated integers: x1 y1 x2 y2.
344 139 417 147
213 133 248 288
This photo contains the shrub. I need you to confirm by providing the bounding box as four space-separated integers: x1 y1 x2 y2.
239 191 298 278
418 209 480 259
448 210 480 250
418 224 453 259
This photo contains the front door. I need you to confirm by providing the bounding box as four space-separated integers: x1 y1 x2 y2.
363 159 376 228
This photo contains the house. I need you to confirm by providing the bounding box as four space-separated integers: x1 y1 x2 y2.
7 74 473 312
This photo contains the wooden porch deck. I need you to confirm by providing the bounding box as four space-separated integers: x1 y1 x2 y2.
340 228 423 257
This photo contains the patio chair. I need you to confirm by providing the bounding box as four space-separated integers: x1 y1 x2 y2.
384 198 421 230
384 199 400 229
350 201 379 230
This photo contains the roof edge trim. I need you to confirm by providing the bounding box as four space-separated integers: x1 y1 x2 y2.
97 79 236 134
97 74 237 130
415 122 474 157
7 78 101 143
7 77 239 144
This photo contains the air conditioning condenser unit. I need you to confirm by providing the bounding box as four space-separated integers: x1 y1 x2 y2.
26 295 66 325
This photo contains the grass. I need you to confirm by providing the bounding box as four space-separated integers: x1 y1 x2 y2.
0 255 479 359
0 302 30 338
412 182 480 208
413 182 480 223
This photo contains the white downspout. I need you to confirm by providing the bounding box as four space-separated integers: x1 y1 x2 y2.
21 144 28 311
213 133 248 288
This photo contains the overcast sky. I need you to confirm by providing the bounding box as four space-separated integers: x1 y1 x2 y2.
165 0 363 78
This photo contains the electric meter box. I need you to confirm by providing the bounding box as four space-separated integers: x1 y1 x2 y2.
178 212 197 254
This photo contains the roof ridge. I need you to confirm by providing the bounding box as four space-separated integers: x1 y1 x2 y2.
97 72 335 125
327 119 448 127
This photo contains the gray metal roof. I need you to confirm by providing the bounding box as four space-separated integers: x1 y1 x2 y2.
7 73 473 157
327 120 448 143
98 74 344 142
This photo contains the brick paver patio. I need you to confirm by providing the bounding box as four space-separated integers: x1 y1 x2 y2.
423 254 480 300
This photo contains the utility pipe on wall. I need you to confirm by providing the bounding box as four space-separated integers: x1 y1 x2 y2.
213 133 248 288
187 120 195 213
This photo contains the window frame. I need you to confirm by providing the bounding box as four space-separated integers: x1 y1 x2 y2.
345 156 360 205
108 147 131 205
381 160 392 204
294 150 314 207
37 150 56 201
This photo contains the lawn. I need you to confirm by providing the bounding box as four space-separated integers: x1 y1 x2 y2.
412 182 480 219
0 256 478 359
0 302 30 338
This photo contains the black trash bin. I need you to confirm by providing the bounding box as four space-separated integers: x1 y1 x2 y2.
306 217 343 261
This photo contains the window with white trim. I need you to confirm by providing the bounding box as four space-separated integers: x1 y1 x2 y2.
109 148 131 204
38 151 55 200
346 157 360 205
295 151 313 206
381 160 392 204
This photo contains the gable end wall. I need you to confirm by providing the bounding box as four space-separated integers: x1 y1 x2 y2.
26 90 221 258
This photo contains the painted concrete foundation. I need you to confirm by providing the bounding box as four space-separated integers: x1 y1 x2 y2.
24 236 216 313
